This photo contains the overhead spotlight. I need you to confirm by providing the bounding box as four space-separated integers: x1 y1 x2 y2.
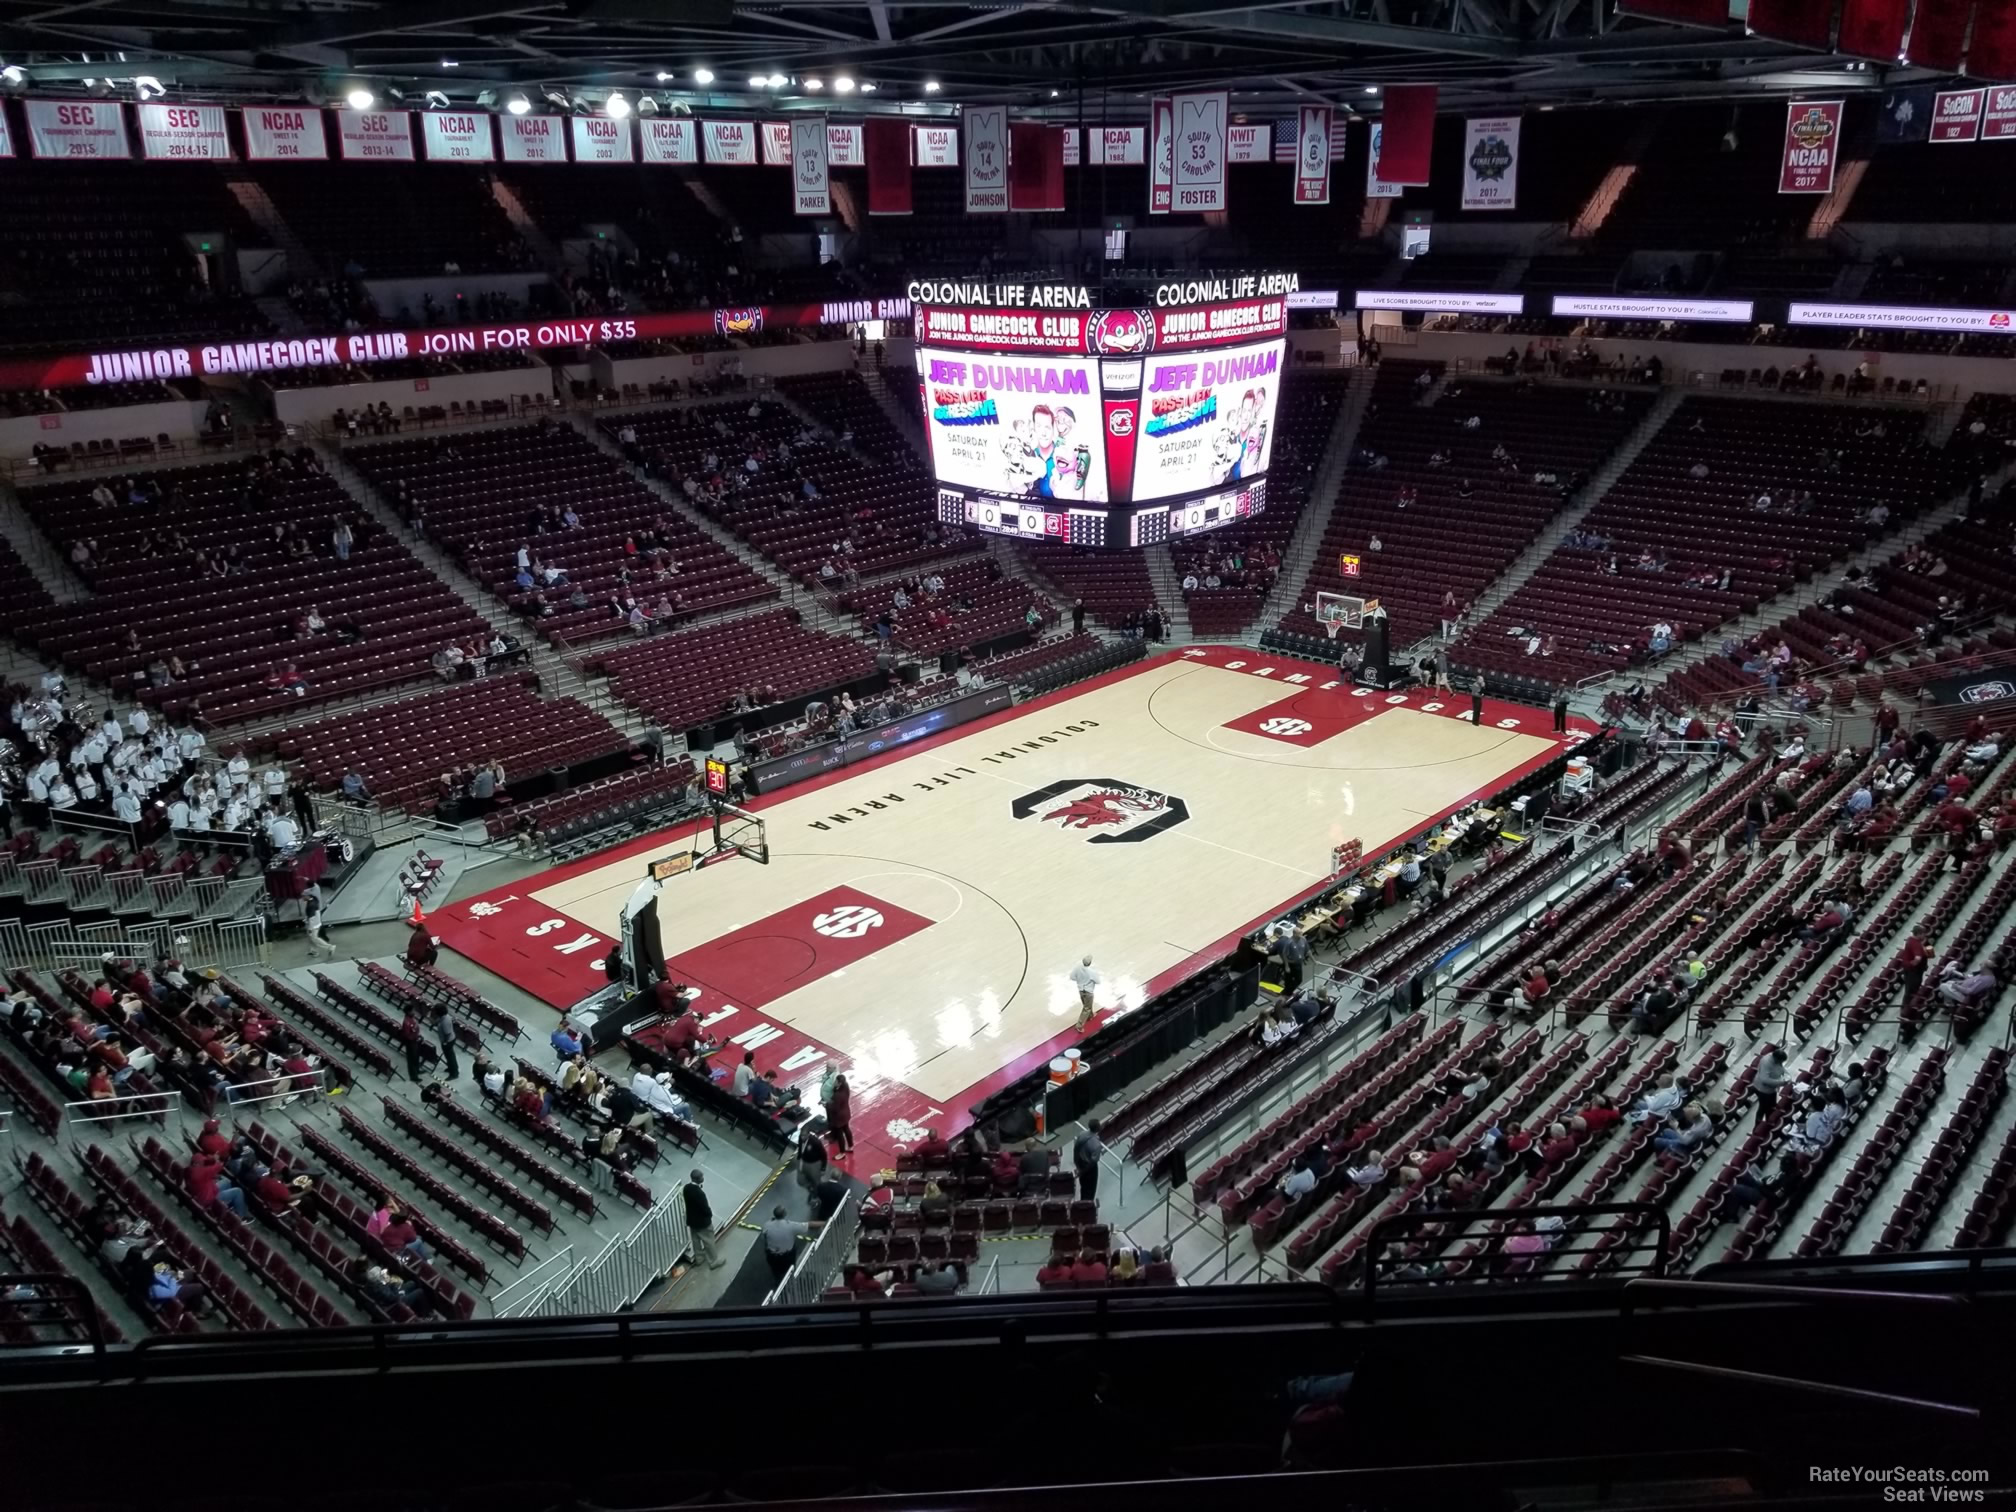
767 73 787 88
1364 85 1380 95
441 58 458 68
834 76 855 93
132 75 164 99
476 88 498 107
860 81 876 92
0 66 25 87
424 89 451 108
1049 88 1060 97
692 67 714 85
346 86 375 110
544 88 570 110
667 99 692 116
605 91 630 118
656 71 672 83
507 93 531 115
87 78 113 97
924 79 940 93
748 74 767 88
637 94 659 116
806 78 824 91
572 94 593 113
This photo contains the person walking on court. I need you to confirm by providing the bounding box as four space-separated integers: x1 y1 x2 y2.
1072 955 1102 1031
1469 674 1486 725
1552 691 1570 734
760 1204 822 1285
302 891 338 958
1073 1120 1106 1202
432 1004 460 1081
1434 644 1452 693
398 1010 426 1082
682 1170 724 1268
825 1073 854 1155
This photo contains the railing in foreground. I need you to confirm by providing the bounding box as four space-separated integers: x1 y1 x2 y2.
1364 1201 1672 1303
764 1189 861 1307
522 1187 693 1318
2 917 269 975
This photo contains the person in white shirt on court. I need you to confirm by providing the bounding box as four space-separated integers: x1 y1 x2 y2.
1071 955 1101 1032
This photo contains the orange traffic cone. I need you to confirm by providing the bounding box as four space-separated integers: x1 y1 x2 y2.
410 893 426 927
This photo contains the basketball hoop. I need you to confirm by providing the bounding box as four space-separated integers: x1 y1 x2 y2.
1315 591 1366 640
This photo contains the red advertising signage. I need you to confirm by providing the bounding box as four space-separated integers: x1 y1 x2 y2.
0 298 914 392
1778 99 1843 195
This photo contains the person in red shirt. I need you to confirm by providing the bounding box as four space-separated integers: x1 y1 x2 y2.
844 1264 890 1296
1945 771 1973 801
990 1148 1020 1193
1414 1137 1459 1183
186 1152 249 1218
1497 1120 1533 1156
380 1213 427 1262
1898 933 1931 1000
1579 1096 1622 1134
1936 799 1975 838
253 1166 297 1213
1522 967 1550 1008
84 1065 115 1101
1538 1120 1583 1169
405 924 438 970
1069 1249 1108 1285
281 1051 316 1092
1035 1257 1075 1287
195 1118 231 1157
88 980 116 1013
660 1007 714 1065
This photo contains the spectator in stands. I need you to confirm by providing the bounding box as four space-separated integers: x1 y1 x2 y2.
1729 1153 1806 1211
398 1010 427 1082
148 1261 210 1316
405 923 438 972
1787 1087 1848 1156
1651 1105 1711 1158
186 1150 248 1219
1070 1248 1108 1285
681 1171 723 1269
1072 1119 1106 1202
1937 961 1998 1015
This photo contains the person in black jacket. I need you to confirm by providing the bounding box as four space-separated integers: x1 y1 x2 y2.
683 1171 723 1269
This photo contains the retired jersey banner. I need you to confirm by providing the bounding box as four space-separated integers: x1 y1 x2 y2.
421 111 494 162
27 100 129 160
1293 105 1331 205
1461 115 1520 210
913 124 958 167
827 122 863 166
1227 122 1271 162
138 104 229 161
242 106 326 160
501 113 567 162
339 109 413 161
1171 90 1229 212
1778 100 1842 194
640 117 697 164
1365 121 1405 198
1091 125 1145 165
791 116 829 215
964 107 1008 213
1985 87 2016 141
1931 89 1984 143
761 121 792 167
702 120 758 165
1149 97 1174 214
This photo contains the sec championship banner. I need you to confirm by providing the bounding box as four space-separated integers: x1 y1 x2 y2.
1149 97 1174 214
138 104 230 161
1171 90 1229 212
640 118 697 164
1779 100 1842 194
1461 116 1520 210
421 112 494 162
791 116 829 215
1931 88 1984 143
1365 122 1405 199
965 107 1008 213
501 114 567 163
242 106 326 160
1293 105 1331 205
26 100 129 159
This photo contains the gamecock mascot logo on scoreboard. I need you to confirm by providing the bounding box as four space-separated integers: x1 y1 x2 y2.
1089 308 1155 355
1010 776 1190 844
714 307 765 336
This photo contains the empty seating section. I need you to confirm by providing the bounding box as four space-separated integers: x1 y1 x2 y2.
1853 139 2016 225
272 677 627 810
1459 396 1969 688
350 422 775 645
0 537 54 634
585 608 877 735
15 461 489 722
481 759 697 843
1023 544 1154 630
1282 364 1652 644
0 162 267 356
254 164 531 279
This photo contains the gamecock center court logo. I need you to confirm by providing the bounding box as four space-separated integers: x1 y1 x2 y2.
1010 777 1190 844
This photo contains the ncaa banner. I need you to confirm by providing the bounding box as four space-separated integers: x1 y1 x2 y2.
913 124 958 166
827 122 863 166
421 111 494 162
26 100 129 159
1460 115 1520 210
790 116 829 215
1092 125 1145 165
1778 100 1842 194
1293 105 1331 205
1931 88 1984 143
138 103 230 160
964 107 1008 213
501 114 566 163
1171 89 1228 212
1365 121 1404 198
702 120 758 165
1227 122 1271 162
761 121 792 167
242 106 325 160
572 116 632 163
640 118 697 164
1148 97 1174 214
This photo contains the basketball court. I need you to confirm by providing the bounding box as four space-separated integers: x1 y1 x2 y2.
434 646 1592 1164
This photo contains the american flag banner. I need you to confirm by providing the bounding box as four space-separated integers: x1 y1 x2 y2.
1274 113 1352 162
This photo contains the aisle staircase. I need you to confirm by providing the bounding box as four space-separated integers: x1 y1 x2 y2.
1260 363 1377 626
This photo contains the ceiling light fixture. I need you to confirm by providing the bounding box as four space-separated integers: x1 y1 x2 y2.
806 77 824 90
637 94 659 115
692 67 714 85
605 91 630 118
346 86 375 110
132 74 164 99
834 76 855 93
0 66 25 87
924 79 940 93
1049 88 1060 97
767 73 787 88
748 74 767 88
860 81 876 92
441 58 458 68
424 89 450 108
1364 85 1380 94
507 93 531 115
544 88 570 110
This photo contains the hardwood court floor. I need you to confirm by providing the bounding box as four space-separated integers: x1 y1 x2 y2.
435 646 1588 1163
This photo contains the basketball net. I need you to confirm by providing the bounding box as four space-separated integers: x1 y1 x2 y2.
1322 615 1343 642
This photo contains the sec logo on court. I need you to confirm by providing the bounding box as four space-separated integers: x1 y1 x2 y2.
812 905 884 939
1009 777 1191 844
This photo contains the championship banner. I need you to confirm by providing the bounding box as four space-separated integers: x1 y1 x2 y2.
867 118 913 213
701 120 758 165
571 116 631 163
1149 97 1174 214
1060 128 1081 166
138 104 229 161
1987 87 2016 141
242 106 326 161
827 122 863 166
791 116 829 215
420 111 494 162
501 114 567 163
1171 90 1229 212
1227 122 1271 163
1293 105 1331 205
1778 100 1842 195
1931 89 1984 143
1460 115 1520 211
26 100 129 160
761 121 792 167
913 124 959 166
1008 121 1064 212
640 118 697 164
964 107 1008 213
1375 85 1437 185
1092 125 1145 165
1365 122 1405 198
339 109 413 161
